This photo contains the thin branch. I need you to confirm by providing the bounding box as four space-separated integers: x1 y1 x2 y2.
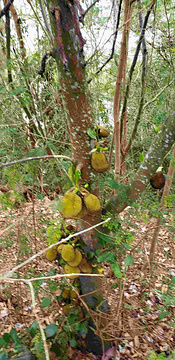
26 0 53 43
0 0 14 18
95 0 123 75
1 218 111 279
143 79 174 111
26 281 50 360
81 0 99 22
38 0 53 41
4 273 104 282
120 1 154 139
5 8 13 83
0 155 73 169
88 0 123 83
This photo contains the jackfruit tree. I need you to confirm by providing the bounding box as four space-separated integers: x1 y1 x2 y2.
0 0 175 356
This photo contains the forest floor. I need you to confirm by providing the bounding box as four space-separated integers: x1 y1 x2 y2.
0 196 174 360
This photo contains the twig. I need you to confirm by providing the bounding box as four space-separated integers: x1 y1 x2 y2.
143 79 174 111
27 281 50 360
0 155 73 169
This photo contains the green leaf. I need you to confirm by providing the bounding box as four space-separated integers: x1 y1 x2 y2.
112 264 122 278
0 337 7 347
87 129 97 139
10 329 19 343
9 87 27 97
97 252 116 264
124 303 135 309
28 321 38 337
124 255 134 267
158 310 169 320
106 178 118 189
75 169 81 185
69 338 77 347
139 153 144 162
41 296 52 308
0 352 8 360
2 333 11 343
98 232 112 245
45 324 58 338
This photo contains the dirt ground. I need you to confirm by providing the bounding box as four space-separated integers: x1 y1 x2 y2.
0 197 174 359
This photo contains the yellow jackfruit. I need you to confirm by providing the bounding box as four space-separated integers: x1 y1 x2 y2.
67 248 82 267
91 152 108 173
79 259 92 274
61 244 76 262
46 247 57 261
64 264 80 279
62 289 70 299
98 125 110 138
84 193 101 212
57 244 64 254
60 192 82 219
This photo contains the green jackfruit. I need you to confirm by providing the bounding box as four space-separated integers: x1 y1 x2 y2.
64 264 80 279
61 244 76 262
91 152 108 173
67 248 82 267
46 247 57 261
84 193 101 212
60 192 82 219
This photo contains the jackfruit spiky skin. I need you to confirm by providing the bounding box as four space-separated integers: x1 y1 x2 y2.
60 192 82 219
91 152 108 172
84 193 101 212
67 249 82 267
62 289 70 299
46 247 57 261
79 259 92 274
64 264 80 279
61 244 76 262
98 125 110 138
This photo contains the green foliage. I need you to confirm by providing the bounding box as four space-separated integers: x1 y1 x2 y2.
41 296 52 308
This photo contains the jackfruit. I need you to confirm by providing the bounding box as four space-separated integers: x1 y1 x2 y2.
61 244 76 262
60 192 82 219
67 249 82 267
98 125 110 138
79 259 92 274
84 193 101 212
64 264 80 279
70 289 78 299
62 289 70 299
91 152 108 172
57 244 64 254
72 207 88 219
46 247 57 261
63 304 71 315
